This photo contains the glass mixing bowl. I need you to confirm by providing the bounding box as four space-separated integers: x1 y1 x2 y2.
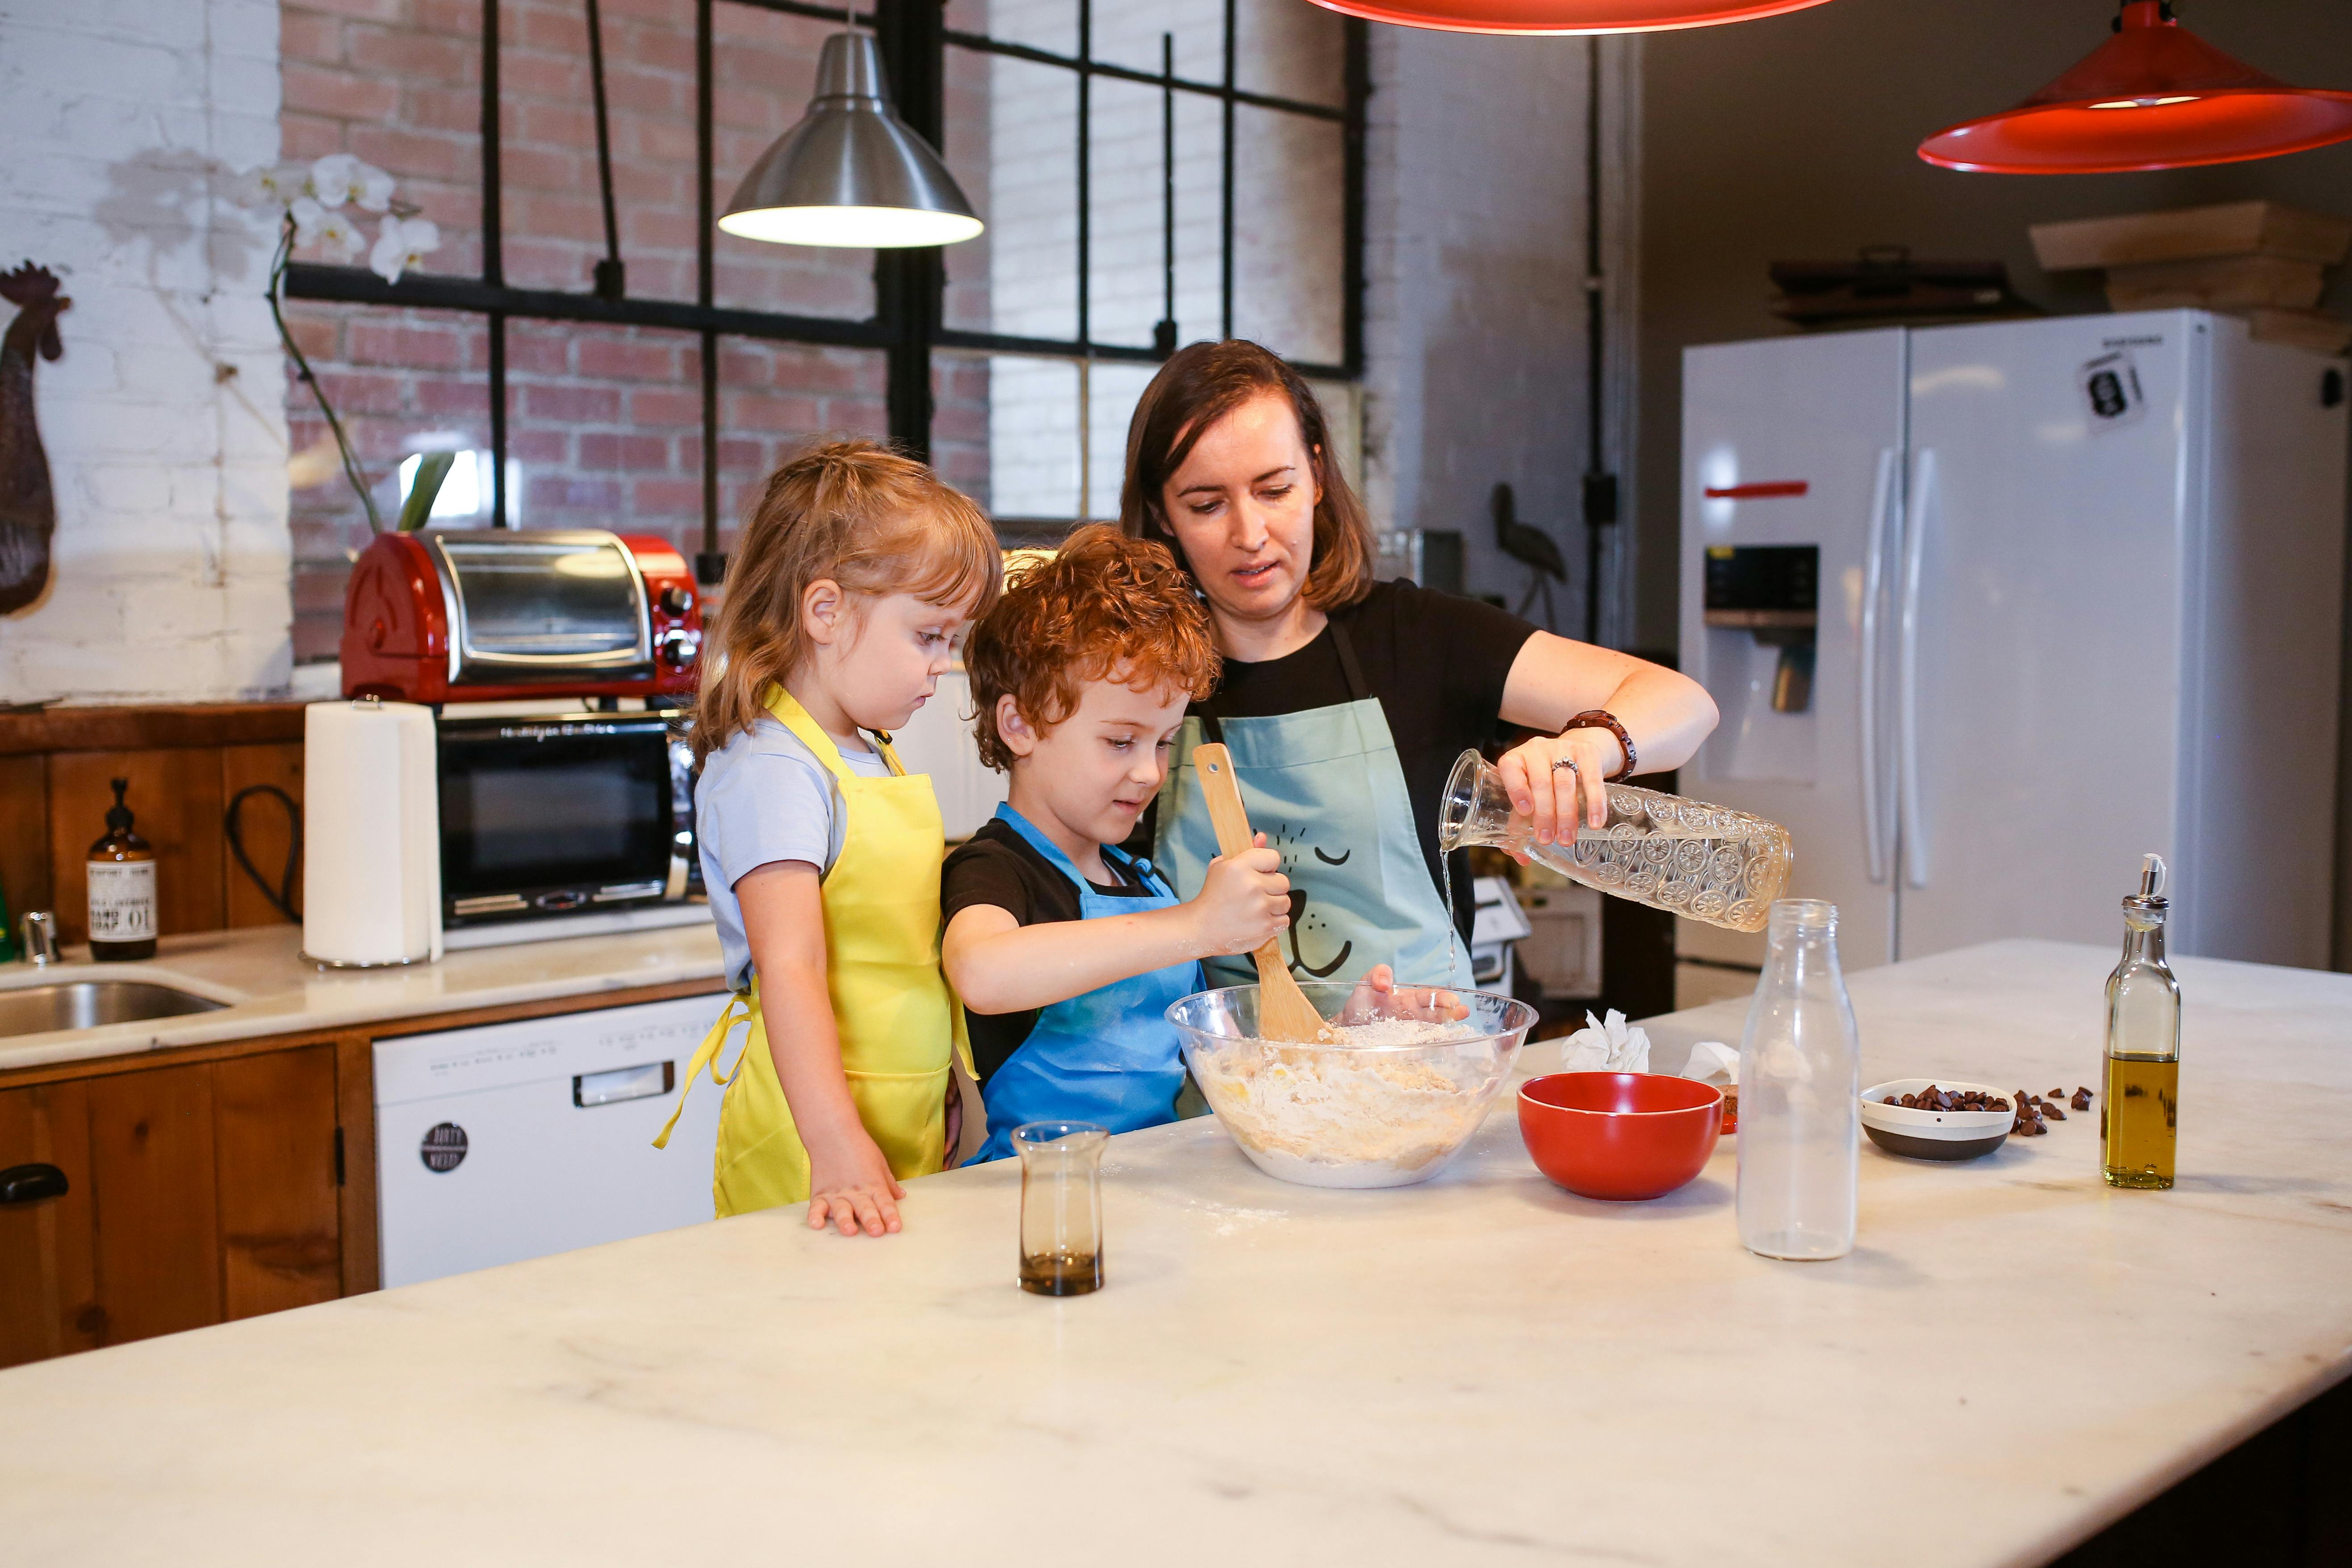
1166 981 1538 1189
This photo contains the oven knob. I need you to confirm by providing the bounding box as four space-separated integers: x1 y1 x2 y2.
661 631 700 669
658 585 693 617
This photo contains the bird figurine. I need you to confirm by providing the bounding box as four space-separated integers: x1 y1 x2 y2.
0 263 69 615
1493 481 1565 629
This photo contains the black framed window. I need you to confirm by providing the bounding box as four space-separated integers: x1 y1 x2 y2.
284 0 1364 615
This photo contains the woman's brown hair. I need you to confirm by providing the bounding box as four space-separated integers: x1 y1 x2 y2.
693 439 1000 765
964 525 1220 771
1117 339 1373 612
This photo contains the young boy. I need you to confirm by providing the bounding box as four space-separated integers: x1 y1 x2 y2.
941 525 1291 1162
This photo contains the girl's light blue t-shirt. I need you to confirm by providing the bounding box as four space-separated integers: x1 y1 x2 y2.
697 715 894 992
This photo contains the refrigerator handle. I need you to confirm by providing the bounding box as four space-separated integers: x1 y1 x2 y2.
1859 448 1897 886
1898 448 1935 889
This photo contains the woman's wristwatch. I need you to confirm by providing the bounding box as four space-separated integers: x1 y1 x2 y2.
1563 710 1636 782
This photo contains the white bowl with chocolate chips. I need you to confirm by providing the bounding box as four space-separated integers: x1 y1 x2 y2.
1859 1079 2016 1162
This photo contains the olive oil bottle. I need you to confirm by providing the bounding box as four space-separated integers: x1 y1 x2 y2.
2101 853 2178 1190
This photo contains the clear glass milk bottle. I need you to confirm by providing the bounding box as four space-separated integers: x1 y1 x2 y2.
1737 899 1859 1261
1436 749 1793 933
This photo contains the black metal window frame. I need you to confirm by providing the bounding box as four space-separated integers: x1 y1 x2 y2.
284 0 1368 582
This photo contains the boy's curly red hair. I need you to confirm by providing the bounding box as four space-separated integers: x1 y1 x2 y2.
965 524 1220 771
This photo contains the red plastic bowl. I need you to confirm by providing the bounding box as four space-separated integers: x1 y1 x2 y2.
1519 1072 1724 1201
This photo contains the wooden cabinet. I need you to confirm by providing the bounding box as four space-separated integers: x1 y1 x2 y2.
0 976 719 1370
0 1046 341 1367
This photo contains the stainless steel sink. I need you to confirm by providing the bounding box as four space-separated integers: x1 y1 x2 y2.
0 980 229 1039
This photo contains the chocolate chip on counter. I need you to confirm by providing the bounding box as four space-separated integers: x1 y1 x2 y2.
2030 1116 2049 1136
2071 1089 2092 1111
2048 1089 2066 1101
2042 1103 2065 1121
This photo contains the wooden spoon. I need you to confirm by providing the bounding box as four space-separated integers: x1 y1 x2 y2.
1192 743 1334 1045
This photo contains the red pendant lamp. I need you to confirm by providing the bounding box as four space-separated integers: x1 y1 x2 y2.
1919 2 2352 174
1303 0 1831 39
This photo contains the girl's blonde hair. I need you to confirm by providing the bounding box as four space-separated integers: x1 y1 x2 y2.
693 439 1000 765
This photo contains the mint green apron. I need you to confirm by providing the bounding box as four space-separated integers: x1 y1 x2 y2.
1152 619 1474 991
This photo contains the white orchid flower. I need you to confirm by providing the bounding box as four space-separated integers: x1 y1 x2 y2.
310 155 396 213
369 215 441 284
244 162 311 209
351 162 396 213
289 196 330 244
306 153 360 210
313 208 367 265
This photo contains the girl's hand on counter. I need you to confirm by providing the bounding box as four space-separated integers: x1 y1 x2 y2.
1189 832 1290 957
1336 964 1470 1024
1498 726 1621 847
804 1125 906 1238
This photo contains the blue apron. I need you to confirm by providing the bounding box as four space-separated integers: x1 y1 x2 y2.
968 804 1203 1165
1153 619 1475 992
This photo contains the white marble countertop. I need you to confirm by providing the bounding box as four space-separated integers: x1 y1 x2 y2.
4 938 2348 1568
0 918 726 1074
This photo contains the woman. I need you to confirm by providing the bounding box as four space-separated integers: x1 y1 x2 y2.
1122 340 1719 989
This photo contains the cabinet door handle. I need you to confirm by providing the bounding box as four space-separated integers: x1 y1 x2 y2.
0 1163 69 1205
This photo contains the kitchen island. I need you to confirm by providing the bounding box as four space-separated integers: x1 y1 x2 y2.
4 938 2348 1567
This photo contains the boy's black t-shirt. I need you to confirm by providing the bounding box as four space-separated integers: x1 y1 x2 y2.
941 815 1159 1085
1129 578 1537 945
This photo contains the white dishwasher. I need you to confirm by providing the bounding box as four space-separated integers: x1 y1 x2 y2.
374 993 729 1288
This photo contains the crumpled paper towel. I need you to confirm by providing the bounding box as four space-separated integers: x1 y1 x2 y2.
1559 1008 1652 1072
1681 1039 1739 1086
1559 1010 1739 1084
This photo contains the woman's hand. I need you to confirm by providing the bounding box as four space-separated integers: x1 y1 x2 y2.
1189 831 1290 957
1335 963 1470 1024
803 1121 907 1237
1498 726 1623 847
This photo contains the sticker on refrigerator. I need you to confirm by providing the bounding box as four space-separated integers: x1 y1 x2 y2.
2080 351 2146 429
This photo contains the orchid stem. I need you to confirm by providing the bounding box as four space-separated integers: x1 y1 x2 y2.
268 215 381 534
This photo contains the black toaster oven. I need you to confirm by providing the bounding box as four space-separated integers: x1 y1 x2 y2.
435 711 698 925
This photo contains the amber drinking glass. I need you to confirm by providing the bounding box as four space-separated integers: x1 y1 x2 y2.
1014 1121 1106 1296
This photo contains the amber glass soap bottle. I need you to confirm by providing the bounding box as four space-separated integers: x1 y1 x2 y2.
87 777 158 961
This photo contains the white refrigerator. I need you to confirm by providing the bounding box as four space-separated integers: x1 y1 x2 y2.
1678 309 2347 973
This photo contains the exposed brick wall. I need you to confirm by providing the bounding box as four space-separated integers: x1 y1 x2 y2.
0 0 290 704
2 0 1609 693
276 0 987 662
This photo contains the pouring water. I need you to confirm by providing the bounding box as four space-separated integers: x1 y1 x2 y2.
1436 750 1793 934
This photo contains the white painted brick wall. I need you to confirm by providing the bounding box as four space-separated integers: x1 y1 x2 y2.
0 0 290 704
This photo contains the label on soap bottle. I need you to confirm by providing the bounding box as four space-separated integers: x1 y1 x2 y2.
88 861 157 941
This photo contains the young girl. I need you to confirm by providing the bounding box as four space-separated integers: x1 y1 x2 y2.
656 440 1000 1238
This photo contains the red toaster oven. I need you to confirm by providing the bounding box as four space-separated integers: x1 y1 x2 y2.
341 530 704 704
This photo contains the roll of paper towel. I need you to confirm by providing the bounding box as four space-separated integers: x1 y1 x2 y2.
303 698 443 966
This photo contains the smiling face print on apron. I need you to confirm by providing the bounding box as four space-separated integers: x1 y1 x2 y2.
1151 619 1474 991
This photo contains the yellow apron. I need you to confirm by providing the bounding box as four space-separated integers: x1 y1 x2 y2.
656 686 968 1217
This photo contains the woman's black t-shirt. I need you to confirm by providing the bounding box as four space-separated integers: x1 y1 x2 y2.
1133 578 1537 945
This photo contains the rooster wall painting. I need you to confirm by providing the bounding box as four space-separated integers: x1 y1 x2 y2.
1 263 70 615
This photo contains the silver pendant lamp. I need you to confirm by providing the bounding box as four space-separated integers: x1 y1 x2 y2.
719 30 983 249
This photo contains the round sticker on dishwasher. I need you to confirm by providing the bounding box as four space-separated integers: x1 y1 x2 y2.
420 1122 469 1173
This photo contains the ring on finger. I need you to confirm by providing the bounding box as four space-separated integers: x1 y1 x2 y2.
1551 757 1579 773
